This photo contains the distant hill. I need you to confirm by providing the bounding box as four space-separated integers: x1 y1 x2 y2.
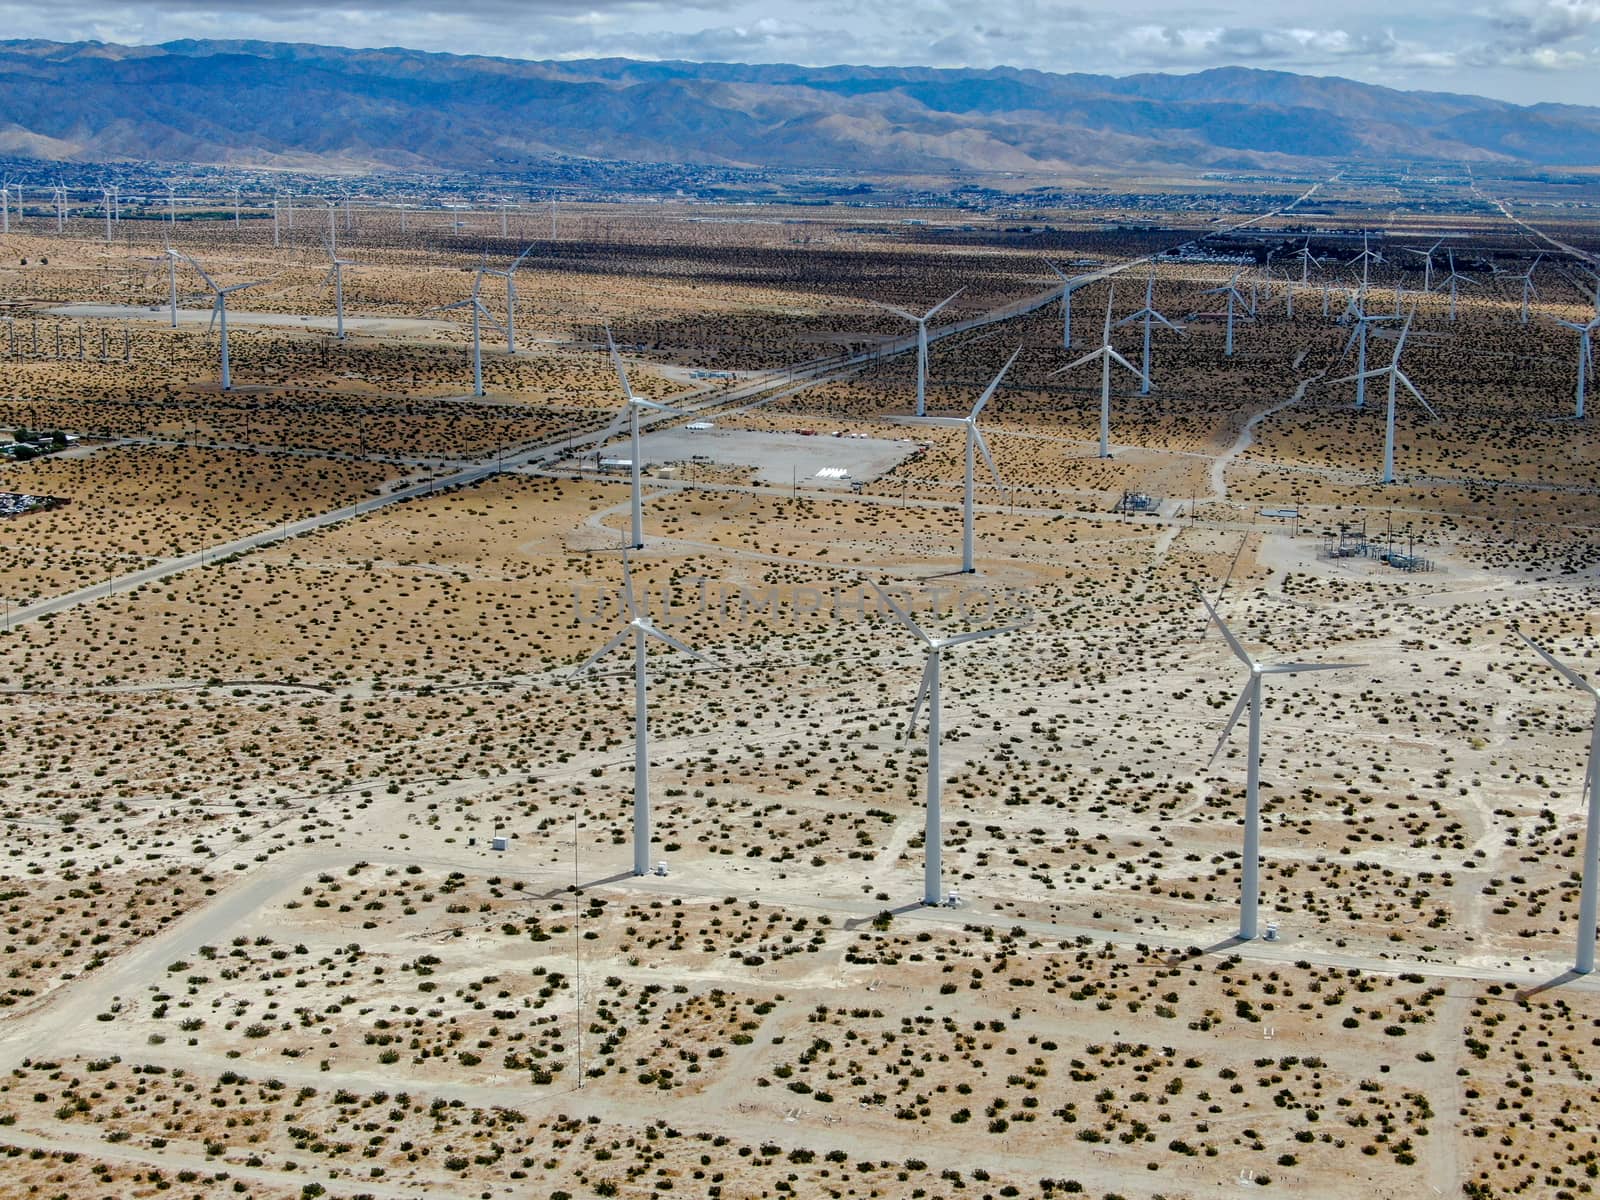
1 38 1598 173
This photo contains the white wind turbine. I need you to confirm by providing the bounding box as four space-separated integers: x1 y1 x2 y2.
421 269 503 398
1506 254 1543 326
1201 590 1359 941
1335 303 1398 411
906 347 1019 574
0 178 9 235
1043 259 1095 349
484 244 536 353
102 187 114 242
1200 270 1250 357
1520 631 1600 974
1349 232 1384 300
1333 308 1436 484
576 547 718 877
1114 271 1184 395
185 254 267 393
324 200 339 257
1437 252 1476 322
876 288 964 417
322 237 352 340
877 583 1024 906
1053 286 1147 457
1553 313 1598 418
1294 238 1323 285
597 328 683 549
1402 238 1445 293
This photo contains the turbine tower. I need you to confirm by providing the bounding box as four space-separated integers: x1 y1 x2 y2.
1554 314 1598 419
1114 271 1184 395
186 255 266 393
876 288 964 417
484 244 536 354
598 328 683 550
322 237 352 341
1043 259 1095 349
576 548 718 877
1520 631 1600 974
906 347 1019 574
1200 271 1250 357
877 584 1023 906
1052 286 1148 458
1201 590 1358 941
1333 309 1436 485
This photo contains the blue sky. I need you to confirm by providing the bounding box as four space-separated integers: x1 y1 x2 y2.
2 0 1597 106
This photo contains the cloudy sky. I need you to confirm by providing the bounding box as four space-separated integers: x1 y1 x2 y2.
2 0 1597 106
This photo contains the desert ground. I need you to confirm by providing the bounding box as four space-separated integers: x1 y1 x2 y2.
0 169 1598 1199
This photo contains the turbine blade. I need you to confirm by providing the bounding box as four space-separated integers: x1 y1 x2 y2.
642 623 718 668
605 325 635 401
1050 348 1105 377
972 424 1003 489
1261 661 1361 674
1521 631 1599 697
1198 590 1254 667
908 653 934 732
873 582 930 645
1107 348 1147 384
1209 683 1252 766
875 302 918 323
924 287 964 319
970 345 1021 419
937 623 1025 649
1396 371 1437 419
574 626 631 675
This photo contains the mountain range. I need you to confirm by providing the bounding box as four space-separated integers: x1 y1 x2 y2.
1 37 1598 175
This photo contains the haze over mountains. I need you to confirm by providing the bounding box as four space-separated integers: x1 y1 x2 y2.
2 37 1599 175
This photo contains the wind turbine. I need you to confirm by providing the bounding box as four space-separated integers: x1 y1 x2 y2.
1334 305 1398 411
325 200 338 257
322 237 352 340
906 347 1019 574
1553 314 1599 418
1333 309 1436 485
597 328 683 549
1506 254 1543 326
185 255 266 393
484 244 536 354
420 269 502 398
1200 590 1359 941
1349 232 1384 300
1114 271 1184 395
575 547 718 877
1437 252 1476 322
1402 238 1445 293
877 583 1024 906
102 187 114 243
1043 259 1094 349
1294 238 1323 285
271 195 281 248
1519 631 1600 974
53 184 65 233
1200 270 1250 357
1053 287 1147 457
0 178 9 236
876 288 964 417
